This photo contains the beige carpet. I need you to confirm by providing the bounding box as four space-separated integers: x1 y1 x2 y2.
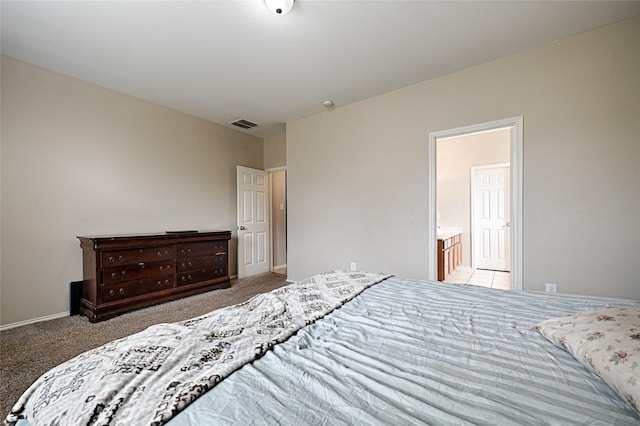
0 272 288 420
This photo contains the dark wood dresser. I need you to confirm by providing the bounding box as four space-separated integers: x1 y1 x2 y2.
78 231 231 322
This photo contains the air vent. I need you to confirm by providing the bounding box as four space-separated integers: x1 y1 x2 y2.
228 118 259 130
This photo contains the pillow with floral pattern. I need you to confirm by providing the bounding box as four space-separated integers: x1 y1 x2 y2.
535 306 640 414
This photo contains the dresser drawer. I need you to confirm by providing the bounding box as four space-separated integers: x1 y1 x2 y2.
177 267 227 286
177 242 227 258
102 261 174 284
177 256 214 272
177 254 228 271
100 274 174 302
212 253 227 264
100 246 175 267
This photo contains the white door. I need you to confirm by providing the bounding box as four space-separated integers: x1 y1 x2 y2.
473 164 510 271
237 166 270 278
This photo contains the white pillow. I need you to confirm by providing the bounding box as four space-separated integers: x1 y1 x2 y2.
535 306 640 414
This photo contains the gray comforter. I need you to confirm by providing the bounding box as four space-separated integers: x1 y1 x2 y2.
170 277 640 425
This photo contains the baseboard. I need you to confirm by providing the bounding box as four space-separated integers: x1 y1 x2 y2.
0 311 69 331
272 265 287 274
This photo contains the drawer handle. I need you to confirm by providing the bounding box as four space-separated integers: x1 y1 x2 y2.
157 280 163 287
215 252 226 256
108 256 114 263
160 266 164 272
119 288 125 295
109 290 115 296
111 272 116 279
139 262 145 267
119 255 124 261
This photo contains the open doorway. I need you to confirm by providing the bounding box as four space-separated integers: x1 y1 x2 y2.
269 169 287 276
428 117 523 290
236 166 287 279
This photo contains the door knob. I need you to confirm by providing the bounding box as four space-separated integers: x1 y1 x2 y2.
239 226 246 230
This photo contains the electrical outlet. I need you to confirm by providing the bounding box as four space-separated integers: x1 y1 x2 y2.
350 262 357 272
545 283 558 293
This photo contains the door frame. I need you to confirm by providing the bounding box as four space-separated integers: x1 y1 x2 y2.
428 116 523 290
266 166 287 274
471 163 510 272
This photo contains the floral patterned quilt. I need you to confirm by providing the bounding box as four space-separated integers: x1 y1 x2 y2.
5 270 391 426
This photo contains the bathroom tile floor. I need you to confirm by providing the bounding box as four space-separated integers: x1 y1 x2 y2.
445 269 511 290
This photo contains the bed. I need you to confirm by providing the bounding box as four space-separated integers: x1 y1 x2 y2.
6 271 640 425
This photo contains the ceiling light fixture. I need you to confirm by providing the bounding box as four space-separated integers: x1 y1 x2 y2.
265 0 294 15
323 100 335 108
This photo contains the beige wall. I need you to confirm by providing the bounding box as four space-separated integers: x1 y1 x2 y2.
287 17 640 299
264 131 286 170
0 56 263 326
437 129 510 268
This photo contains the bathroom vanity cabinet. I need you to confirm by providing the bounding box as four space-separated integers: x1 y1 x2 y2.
437 232 462 281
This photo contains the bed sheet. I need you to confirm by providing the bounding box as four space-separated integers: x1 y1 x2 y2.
169 277 640 425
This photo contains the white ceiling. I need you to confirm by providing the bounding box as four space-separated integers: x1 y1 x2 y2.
2 1 639 138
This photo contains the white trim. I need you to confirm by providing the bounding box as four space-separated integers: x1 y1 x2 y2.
0 311 69 331
437 126 513 141
269 171 274 271
428 133 438 280
428 116 523 290
471 163 510 272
